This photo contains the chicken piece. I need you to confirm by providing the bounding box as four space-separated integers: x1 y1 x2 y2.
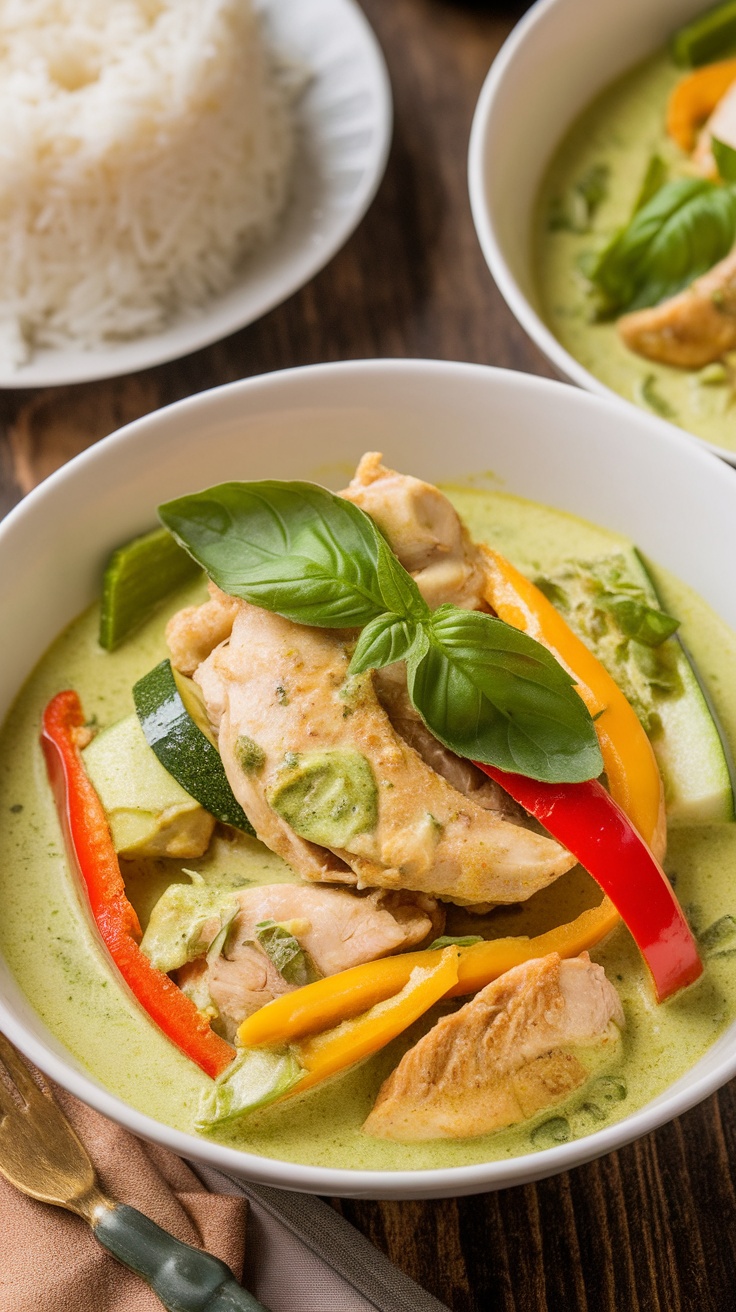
363 952 624 1141
373 662 526 824
194 602 575 907
166 580 240 676
618 246 736 369
178 883 441 1040
692 79 736 178
342 451 488 610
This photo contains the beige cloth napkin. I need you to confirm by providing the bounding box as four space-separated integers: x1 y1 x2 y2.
0 1074 450 1312
0 1079 247 1312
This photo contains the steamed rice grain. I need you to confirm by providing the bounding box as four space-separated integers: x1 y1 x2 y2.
0 0 295 365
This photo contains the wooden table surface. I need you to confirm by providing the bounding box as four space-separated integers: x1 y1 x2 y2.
1 2 734 1308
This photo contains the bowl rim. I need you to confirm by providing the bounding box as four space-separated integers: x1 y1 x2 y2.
3 355 736 1198
466 0 736 468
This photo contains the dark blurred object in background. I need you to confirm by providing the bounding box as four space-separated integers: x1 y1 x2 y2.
437 0 533 11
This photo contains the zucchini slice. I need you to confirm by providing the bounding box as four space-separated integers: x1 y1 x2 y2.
536 547 735 825
133 659 254 834
100 526 200 651
632 549 735 825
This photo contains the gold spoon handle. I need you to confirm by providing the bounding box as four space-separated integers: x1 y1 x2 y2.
94 1202 270 1312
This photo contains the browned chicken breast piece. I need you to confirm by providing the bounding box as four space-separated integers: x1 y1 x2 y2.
618 246 736 369
178 883 440 1041
342 450 488 610
373 662 527 825
193 602 575 906
166 580 241 676
363 952 624 1141
343 454 532 831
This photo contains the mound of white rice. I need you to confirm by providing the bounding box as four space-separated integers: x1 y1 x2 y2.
0 0 295 364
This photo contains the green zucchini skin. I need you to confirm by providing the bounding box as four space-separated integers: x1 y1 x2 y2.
632 549 736 824
100 527 200 651
133 659 255 835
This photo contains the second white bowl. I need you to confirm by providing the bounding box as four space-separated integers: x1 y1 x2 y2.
467 0 736 463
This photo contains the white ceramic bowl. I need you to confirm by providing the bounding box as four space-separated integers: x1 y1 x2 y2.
0 0 392 387
467 0 736 464
1 359 735 1199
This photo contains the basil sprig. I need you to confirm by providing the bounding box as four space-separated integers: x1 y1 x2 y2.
160 482 603 784
590 178 736 315
712 136 736 184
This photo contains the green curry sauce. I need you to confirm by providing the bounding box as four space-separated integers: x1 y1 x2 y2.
1 488 736 1171
535 51 736 453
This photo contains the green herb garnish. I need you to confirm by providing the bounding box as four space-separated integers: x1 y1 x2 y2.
255 919 319 987
713 136 736 183
632 154 668 214
589 178 736 315
428 935 484 950
671 1 736 67
638 375 676 421
159 482 603 785
549 163 610 234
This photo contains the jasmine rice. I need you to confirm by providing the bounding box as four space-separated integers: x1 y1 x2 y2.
0 0 295 365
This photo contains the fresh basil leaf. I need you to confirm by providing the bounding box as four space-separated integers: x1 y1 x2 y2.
159 481 427 629
590 178 736 314
406 606 603 783
599 594 680 647
429 935 484 949
349 614 423 676
633 154 668 214
206 904 239 966
713 136 736 183
254 919 319 987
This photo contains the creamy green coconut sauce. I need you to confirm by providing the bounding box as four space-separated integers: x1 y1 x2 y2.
535 50 736 453
1 488 736 1170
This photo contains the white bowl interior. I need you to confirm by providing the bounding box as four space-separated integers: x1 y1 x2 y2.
468 0 734 461
2 359 735 1198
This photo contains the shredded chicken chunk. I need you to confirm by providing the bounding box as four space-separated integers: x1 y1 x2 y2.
178 883 441 1040
166 580 240 676
363 952 624 1141
343 451 488 609
618 246 736 369
194 602 575 906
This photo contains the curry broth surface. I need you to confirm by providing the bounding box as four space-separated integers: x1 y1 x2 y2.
535 51 736 453
1 489 736 1170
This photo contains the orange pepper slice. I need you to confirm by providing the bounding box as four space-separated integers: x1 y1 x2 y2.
237 897 619 1051
667 58 736 152
480 547 666 860
291 947 461 1093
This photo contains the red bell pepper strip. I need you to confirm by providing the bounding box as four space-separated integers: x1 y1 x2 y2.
41 690 234 1079
476 762 702 1002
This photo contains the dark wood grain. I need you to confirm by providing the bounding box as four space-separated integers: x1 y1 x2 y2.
1 2 734 1308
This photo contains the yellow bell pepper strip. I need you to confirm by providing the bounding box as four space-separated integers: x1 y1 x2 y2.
476 763 702 1003
290 947 460 1094
237 896 619 1051
446 896 619 997
480 546 666 860
41 690 235 1080
199 949 461 1127
667 59 736 152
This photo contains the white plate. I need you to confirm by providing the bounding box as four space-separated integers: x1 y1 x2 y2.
467 0 736 466
1 359 736 1198
0 0 392 388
